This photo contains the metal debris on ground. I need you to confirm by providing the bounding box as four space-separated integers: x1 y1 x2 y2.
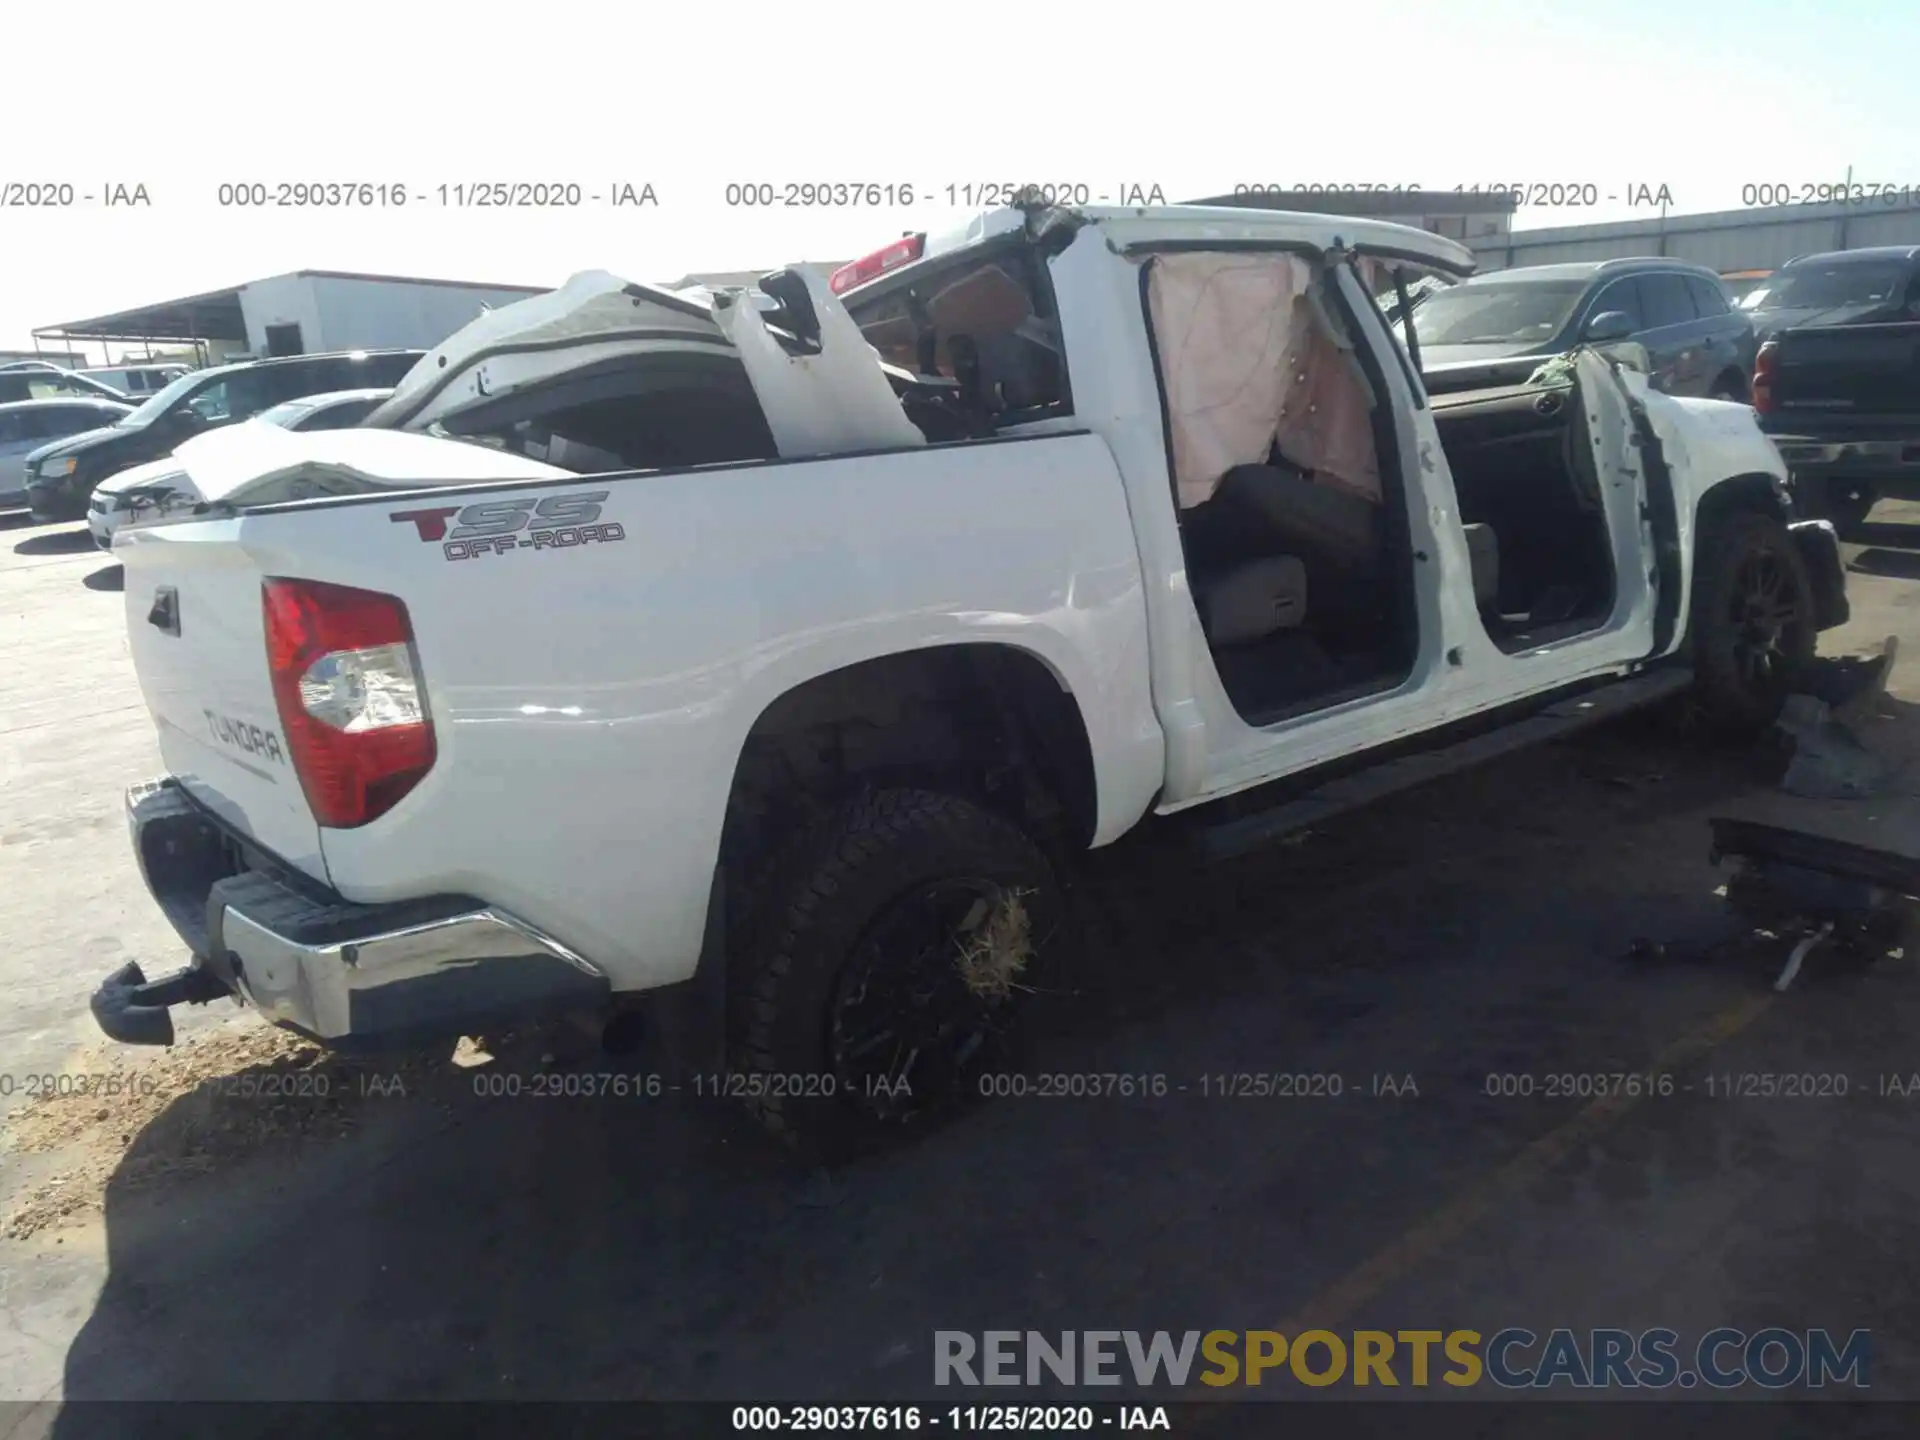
1770 639 1901 799
1775 693 1891 799
1800 636 1897 723
1708 817 1918 992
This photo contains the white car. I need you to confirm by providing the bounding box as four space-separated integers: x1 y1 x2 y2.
86 387 393 548
92 201 1848 1159
79 363 192 398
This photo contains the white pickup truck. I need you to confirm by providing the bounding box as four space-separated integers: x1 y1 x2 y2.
94 200 1850 1156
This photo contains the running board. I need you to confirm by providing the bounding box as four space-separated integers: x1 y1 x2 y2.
1188 668 1694 863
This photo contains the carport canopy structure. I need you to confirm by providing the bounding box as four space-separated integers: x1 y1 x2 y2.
34 283 248 365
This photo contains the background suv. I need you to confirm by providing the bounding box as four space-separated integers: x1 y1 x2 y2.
1407 258 1758 400
24 349 424 522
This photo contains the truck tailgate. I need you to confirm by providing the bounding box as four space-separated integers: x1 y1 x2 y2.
119 519 327 881
1771 322 1920 428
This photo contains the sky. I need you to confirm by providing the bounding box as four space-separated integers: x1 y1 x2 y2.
2 0 1915 357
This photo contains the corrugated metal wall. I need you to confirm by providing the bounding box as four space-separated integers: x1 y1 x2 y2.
1470 200 1920 273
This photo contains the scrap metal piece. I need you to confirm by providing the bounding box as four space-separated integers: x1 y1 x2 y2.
1774 922 1833 993
1711 818 1917 986
1710 818 1920 900
1775 694 1890 800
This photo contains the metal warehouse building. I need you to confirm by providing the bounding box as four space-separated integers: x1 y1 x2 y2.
1470 196 1920 273
1187 188 1518 244
34 270 552 367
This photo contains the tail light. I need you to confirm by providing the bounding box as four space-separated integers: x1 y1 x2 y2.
829 234 925 295
1751 340 1777 415
261 577 435 828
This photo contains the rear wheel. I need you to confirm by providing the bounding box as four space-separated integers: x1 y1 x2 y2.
1708 373 1749 404
732 789 1063 1160
1687 510 1817 736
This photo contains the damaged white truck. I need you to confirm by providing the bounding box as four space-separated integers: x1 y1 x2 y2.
95 200 1850 1156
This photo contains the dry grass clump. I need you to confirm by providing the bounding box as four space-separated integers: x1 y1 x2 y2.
954 888 1036 1000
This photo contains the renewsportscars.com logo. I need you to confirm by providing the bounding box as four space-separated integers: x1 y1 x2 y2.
933 1328 1871 1390
390 491 626 561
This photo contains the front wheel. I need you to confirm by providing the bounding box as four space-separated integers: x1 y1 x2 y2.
732 789 1065 1160
1686 510 1817 736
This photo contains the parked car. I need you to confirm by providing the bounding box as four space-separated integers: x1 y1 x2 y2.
0 398 136 508
1741 246 1920 344
90 203 1846 1159
87 388 395 548
1753 320 1920 530
1406 258 1758 400
23 349 424 522
0 367 132 405
1372 271 1449 326
79 363 192 398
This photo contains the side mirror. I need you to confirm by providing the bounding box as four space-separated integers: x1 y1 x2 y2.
1583 310 1636 344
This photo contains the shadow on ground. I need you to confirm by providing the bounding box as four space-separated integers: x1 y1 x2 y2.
81 564 123 593
13 527 95 556
36 668 1920 1419
1851 514 1920 549
1849 549 1920 582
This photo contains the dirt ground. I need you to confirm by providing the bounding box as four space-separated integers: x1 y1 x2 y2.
6 505 1920 1432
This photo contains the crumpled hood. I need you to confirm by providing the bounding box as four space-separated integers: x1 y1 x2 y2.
359 264 924 462
156 420 572 508
365 270 728 431
93 455 188 499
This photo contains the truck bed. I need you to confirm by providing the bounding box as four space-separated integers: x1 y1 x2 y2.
114 428 1159 995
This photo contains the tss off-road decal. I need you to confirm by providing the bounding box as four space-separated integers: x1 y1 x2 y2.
390 491 626 561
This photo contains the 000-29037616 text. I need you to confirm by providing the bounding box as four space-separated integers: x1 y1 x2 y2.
729 1404 1153 1431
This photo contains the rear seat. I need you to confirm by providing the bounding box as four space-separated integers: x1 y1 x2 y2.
1195 555 1308 648
1214 462 1381 579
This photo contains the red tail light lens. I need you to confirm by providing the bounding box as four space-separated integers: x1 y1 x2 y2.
1751 341 1777 415
829 234 925 295
261 577 436 828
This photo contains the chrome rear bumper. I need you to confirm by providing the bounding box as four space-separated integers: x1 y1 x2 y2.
96 780 609 1048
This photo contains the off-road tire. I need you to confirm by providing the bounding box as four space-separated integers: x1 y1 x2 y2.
732 789 1063 1161
1687 509 1817 736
